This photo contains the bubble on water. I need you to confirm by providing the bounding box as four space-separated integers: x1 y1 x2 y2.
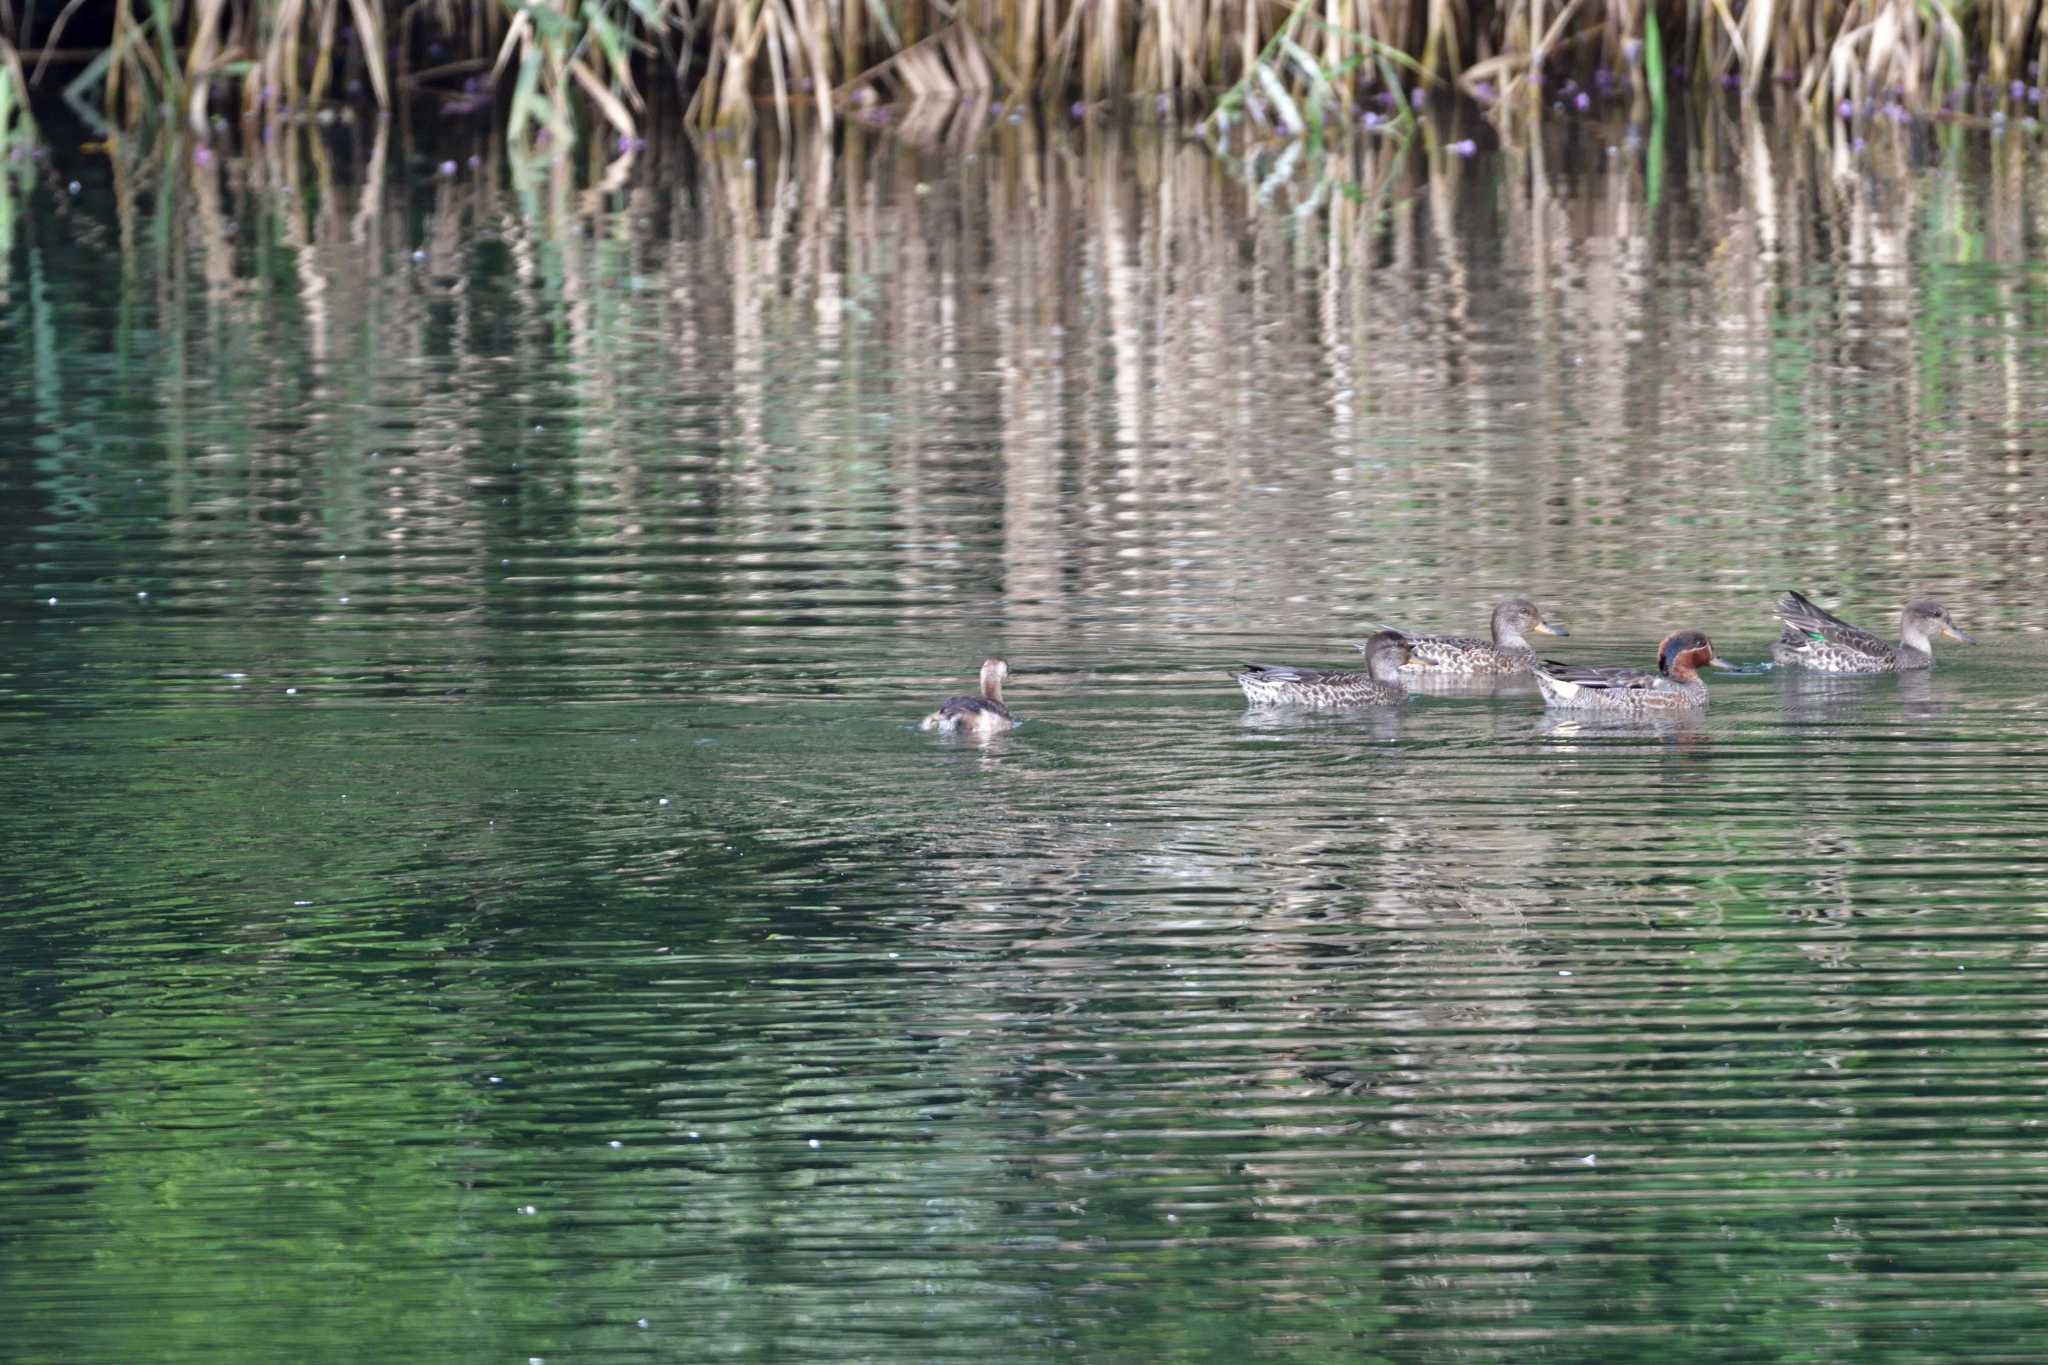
808 1138 821 1149
637 1319 650 1329
285 687 298 695
609 1140 623 1148
338 596 350 604
688 1131 700 1140
659 797 670 805
45 596 56 605
293 900 312 907
67 180 80 194
137 591 148 599
1581 1153 1598 1166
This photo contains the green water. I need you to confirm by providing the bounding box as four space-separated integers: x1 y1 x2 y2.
4 106 2048 1361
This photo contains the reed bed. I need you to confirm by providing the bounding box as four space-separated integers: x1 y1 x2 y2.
2 0 2045 152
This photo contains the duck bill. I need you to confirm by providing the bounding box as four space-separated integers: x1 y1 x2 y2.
1533 621 1569 637
1943 624 1977 645
1706 655 1739 670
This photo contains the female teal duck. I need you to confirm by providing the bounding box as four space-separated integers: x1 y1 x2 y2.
1389 597 1569 674
1771 590 1974 673
1532 630 1733 713
1235 631 1415 708
921 658 1014 735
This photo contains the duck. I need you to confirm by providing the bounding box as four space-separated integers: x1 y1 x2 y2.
1235 630 1416 708
1531 630 1733 713
1770 590 1975 673
1386 597 1570 674
920 658 1015 735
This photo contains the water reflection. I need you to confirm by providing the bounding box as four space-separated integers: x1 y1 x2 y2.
2 102 2048 1362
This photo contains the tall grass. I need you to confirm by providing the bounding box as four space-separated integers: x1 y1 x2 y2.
10 0 2046 147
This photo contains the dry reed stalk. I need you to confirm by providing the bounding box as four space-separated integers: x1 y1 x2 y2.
12 0 2048 155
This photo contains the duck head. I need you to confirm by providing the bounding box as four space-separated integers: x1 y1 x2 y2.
1494 597 1568 647
1657 630 1733 682
1361 630 1417 684
1901 600 1974 650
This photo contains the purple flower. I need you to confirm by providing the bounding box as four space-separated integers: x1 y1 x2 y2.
1472 81 1495 102
438 160 457 176
1449 138 1477 156
1156 93 1170 114
1410 86 1426 109
2013 80 2027 99
1363 111 1383 127
1573 91 1590 111
194 145 214 166
1623 39 1643 66
1837 99 1853 119
1852 136 1867 152
1071 101 1087 118
989 101 1003 115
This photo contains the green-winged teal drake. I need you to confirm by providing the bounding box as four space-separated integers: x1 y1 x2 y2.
1532 630 1733 714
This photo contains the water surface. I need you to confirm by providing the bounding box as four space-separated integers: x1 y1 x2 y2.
4 104 2048 1361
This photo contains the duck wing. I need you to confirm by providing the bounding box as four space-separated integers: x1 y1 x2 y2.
1774 590 1888 655
1236 664 1362 686
935 695 1012 722
1533 660 1663 692
1398 632 1490 666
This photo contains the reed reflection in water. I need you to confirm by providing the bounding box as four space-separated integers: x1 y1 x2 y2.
2 103 2048 1361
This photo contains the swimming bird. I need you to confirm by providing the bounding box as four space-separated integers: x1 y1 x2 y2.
1770 590 1974 673
1234 631 1416 708
1531 630 1733 713
1385 597 1569 674
921 658 1015 735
